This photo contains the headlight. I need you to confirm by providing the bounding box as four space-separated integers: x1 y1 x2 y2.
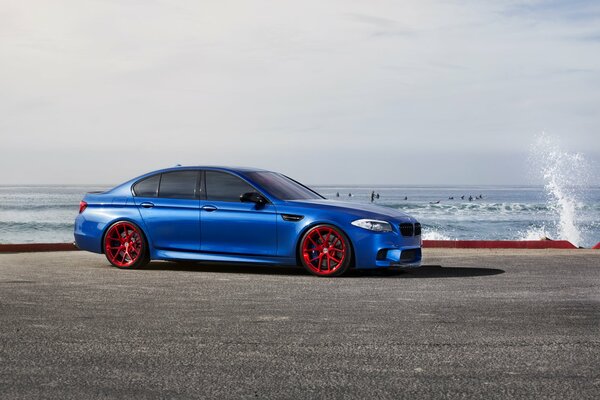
351 219 392 232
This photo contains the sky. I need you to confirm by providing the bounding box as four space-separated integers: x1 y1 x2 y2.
1 0 599 185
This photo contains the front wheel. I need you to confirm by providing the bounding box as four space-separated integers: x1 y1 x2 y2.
103 221 149 269
299 224 351 277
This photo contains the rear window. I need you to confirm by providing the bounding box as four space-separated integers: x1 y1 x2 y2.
158 171 198 199
133 174 160 197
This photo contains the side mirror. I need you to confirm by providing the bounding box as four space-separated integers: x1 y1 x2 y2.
240 191 266 205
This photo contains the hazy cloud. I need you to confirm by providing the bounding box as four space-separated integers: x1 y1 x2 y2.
0 0 598 185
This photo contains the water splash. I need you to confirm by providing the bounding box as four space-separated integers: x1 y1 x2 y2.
529 133 588 246
422 229 452 240
518 225 552 241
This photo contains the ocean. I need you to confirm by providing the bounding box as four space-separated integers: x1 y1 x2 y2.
1 184 598 248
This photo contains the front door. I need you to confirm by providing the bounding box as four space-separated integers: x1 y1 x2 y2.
200 170 277 256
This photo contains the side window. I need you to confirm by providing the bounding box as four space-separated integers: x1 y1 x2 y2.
205 171 256 202
133 174 160 197
158 171 198 199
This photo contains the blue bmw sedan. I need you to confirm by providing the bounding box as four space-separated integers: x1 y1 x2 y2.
74 166 421 277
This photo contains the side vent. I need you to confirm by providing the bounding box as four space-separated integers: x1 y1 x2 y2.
376 249 388 260
281 214 304 222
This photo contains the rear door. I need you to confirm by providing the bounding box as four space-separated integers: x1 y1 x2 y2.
133 170 201 251
200 170 277 256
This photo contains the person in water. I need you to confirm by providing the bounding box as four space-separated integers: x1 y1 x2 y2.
370 191 375 202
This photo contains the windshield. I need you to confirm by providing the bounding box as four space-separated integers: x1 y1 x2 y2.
246 171 324 200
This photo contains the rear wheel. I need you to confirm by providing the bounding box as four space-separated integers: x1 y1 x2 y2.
300 224 351 277
103 221 149 269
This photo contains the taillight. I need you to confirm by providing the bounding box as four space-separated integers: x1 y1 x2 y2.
79 201 88 214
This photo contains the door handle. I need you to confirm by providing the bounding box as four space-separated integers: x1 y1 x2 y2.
140 202 154 208
201 205 217 212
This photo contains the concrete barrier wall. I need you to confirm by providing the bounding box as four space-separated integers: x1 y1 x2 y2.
0 243 78 253
422 240 578 249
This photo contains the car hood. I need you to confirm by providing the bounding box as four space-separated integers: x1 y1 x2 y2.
286 199 415 221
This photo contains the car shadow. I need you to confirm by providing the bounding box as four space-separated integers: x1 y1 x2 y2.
349 265 505 278
143 261 308 275
142 262 504 278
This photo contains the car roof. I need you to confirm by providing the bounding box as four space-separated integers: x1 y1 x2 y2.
108 166 272 195
151 165 269 174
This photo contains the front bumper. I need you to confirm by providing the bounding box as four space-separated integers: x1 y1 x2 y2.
378 247 422 268
350 225 422 269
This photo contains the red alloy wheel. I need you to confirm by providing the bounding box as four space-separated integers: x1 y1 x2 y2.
301 225 350 277
104 222 146 268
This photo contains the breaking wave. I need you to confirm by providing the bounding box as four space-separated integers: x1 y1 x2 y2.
527 133 589 247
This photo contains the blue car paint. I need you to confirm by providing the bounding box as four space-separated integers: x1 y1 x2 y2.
199 200 278 256
74 166 422 269
135 196 201 252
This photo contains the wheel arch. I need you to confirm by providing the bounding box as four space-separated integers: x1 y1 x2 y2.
100 218 151 256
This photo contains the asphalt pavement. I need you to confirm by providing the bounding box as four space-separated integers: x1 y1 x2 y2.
0 249 599 399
